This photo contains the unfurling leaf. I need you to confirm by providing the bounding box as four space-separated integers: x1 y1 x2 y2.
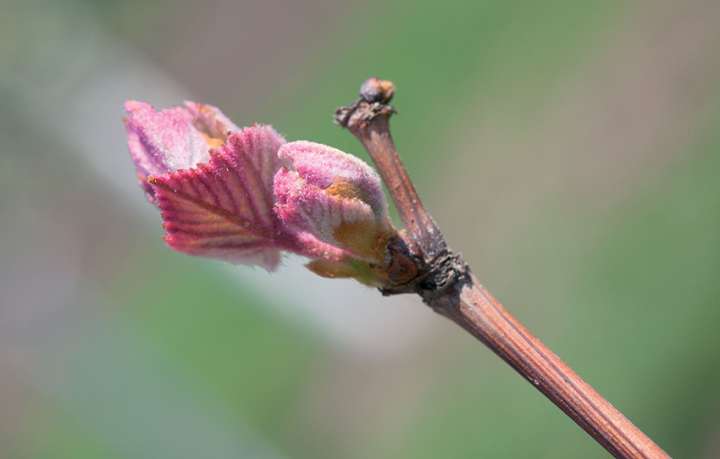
124 100 397 283
149 126 288 271
274 141 393 262
124 100 236 201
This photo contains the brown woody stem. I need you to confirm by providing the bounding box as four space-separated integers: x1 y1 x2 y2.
336 77 670 459
336 78 445 259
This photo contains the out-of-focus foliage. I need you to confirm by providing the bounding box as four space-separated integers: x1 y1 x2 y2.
2 1 719 458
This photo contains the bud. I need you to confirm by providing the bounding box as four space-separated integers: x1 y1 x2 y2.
274 141 393 259
124 100 396 284
360 77 395 104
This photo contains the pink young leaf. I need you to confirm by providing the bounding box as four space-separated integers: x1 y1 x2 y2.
183 101 239 141
124 100 238 201
274 141 393 261
277 141 388 220
124 100 397 278
148 125 288 271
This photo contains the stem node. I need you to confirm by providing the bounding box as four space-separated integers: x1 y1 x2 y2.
336 77 669 459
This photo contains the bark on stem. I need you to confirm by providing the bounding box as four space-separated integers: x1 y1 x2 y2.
436 275 668 458
353 115 443 257
335 77 670 459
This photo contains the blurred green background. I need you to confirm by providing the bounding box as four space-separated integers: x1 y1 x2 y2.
2 0 720 457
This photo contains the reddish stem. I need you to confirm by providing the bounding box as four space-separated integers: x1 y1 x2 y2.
434 275 669 458
354 116 442 255
336 77 670 459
